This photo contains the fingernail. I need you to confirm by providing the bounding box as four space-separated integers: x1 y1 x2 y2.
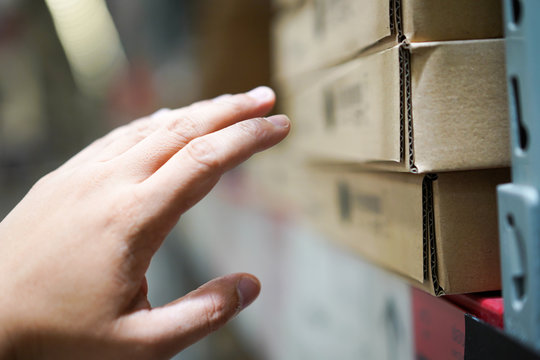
246 86 274 103
265 115 290 128
237 276 260 311
212 94 232 102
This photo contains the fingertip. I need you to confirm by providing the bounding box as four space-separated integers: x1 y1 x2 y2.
265 114 290 129
246 86 275 105
236 274 261 311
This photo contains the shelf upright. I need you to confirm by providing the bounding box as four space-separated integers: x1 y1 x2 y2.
498 0 540 351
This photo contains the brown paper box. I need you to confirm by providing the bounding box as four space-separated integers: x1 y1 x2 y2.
273 0 502 79
287 39 510 173
302 167 509 295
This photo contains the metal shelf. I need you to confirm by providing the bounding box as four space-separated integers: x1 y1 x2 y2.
498 0 540 352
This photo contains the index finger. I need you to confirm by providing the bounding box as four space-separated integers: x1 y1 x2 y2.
110 87 277 180
139 114 290 228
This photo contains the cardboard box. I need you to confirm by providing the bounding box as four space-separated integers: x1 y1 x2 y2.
287 39 510 173
301 167 510 295
273 0 503 79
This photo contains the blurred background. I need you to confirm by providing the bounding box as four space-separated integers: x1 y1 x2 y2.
0 0 271 208
0 1 413 359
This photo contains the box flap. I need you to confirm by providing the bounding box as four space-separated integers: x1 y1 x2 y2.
402 0 503 42
307 169 425 282
290 46 402 164
273 4 319 80
432 169 509 294
409 39 509 173
273 0 393 80
319 0 392 64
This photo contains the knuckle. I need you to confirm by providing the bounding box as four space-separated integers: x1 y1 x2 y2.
220 94 251 113
164 116 197 146
123 122 153 144
131 118 151 134
116 118 147 137
237 118 267 139
204 293 230 333
185 137 220 170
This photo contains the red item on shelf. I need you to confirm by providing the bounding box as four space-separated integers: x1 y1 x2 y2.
445 292 504 329
413 288 466 360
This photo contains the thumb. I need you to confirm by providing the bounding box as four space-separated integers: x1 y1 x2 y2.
117 273 260 359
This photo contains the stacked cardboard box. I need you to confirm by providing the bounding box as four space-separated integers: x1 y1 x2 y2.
260 0 511 295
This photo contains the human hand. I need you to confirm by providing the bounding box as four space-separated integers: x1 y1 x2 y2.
0 87 289 359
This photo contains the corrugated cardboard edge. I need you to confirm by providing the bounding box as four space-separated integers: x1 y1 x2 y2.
395 39 419 173
398 44 406 163
393 0 404 42
388 0 395 35
422 174 444 295
389 0 416 173
398 42 417 172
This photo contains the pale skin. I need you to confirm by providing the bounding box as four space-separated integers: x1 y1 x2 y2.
0 86 290 359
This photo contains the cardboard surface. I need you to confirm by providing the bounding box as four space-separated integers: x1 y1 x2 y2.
433 171 505 294
301 167 510 295
410 40 509 172
286 39 509 173
322 170 425 282
287 47 402 165
401 0 502 42
273 0 503 79
273 0 390 80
